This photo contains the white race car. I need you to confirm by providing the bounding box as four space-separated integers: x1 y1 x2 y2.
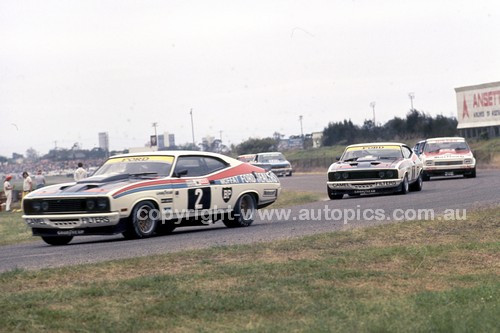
327 143 423 199
22 151 281 245
419 137 476 180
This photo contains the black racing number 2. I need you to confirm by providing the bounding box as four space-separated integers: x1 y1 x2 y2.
188 187 211 210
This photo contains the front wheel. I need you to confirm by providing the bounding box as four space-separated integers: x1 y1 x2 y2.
464 168 476 178
223 193 256 228
399 175 409 195
327 186 343 200
122 201 158 239
41 236 73 246
422 172 430 181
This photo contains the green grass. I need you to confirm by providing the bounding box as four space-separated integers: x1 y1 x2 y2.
270 190 324 208
0 211 32 246
0 207 498 332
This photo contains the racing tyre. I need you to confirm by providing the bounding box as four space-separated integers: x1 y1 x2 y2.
399 174 409 195
327 186 343 200
286 171 293 177
223 193 256 228
409 172 423 192
464 168 476 178
123 201 158 239
41 236 73 246
422 172 430 181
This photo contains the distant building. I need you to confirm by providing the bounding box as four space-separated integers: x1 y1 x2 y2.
98 132 109 151
158 134 165 149
455 81 500 138
168 133 175 148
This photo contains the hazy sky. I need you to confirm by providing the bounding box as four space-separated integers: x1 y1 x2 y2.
1 0 500 157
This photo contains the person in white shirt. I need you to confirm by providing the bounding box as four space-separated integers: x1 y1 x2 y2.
22 171 33 199
74 163 88 181
3 175 13 212
34 170 46 189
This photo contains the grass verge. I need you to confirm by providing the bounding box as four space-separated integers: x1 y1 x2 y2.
0 211 32 246
0 206 498 332
270 190 324 209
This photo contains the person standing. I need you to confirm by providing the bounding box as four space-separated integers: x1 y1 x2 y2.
34 170 46 189
3 175 13 212
22 171 33 199
74 162 88 181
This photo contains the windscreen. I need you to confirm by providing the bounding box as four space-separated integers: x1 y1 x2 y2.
259 153 286 163
94 156 174 177
342 145 403 161
423 141 469 153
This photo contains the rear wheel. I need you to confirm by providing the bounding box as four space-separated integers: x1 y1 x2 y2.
409 172 423 191
122 201 158 239
41 236 73 246
223 193 256 228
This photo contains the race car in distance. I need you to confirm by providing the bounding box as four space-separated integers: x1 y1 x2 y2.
418 137 476 180
238 152 293 177
22 151 281 245
327 143 423 199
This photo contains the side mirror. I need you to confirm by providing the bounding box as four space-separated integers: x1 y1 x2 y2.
173 169 188 178
335 156 341 161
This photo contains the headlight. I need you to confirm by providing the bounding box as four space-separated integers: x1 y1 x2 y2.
334 173 341 180
378 171 385 178
464 158 473 164
386 170 395 178
342 172 348 179
425 160 433 166
31 201 41 212
41 201 49 211
86 199 96 210
97 198 108 210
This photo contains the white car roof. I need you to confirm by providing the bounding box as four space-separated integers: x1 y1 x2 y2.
425 137 466 142
110 150 238 164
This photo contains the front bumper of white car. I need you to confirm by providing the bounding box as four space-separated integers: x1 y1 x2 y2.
327 179 403 195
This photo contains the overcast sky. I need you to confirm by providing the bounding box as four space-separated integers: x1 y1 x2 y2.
1 0 499 157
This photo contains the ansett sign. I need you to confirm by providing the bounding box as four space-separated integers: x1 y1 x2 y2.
455 81 500 129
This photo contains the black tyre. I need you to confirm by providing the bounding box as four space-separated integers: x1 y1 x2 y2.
464 168 476 178
327 186 343 200
223 193 256 228
286 171 293 177
409 172 423 192
122 201 158 239
422 172 430 181
399 174 409 195
41 236 73 246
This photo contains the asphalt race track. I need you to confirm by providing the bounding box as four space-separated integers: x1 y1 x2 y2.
1 170 499 272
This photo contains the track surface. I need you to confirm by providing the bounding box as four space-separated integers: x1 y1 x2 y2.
1 170 499 272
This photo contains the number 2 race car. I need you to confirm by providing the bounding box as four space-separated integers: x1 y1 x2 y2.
327 143 423 199
22 151 281 245
418 137 476 180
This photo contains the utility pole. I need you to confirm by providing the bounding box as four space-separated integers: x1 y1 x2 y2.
152 122 158 138
299 115 304 137
369 102 376 126
408 92 415 110
190 109 195 148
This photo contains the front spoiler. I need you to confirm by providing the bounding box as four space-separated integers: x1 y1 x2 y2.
424 167 475 176
31 220 128 237
327 180 403 195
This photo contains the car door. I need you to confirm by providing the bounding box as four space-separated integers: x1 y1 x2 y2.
172 156 212 219
402 145 419 181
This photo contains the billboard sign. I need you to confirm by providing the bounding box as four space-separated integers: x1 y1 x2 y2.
455 81 500 129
